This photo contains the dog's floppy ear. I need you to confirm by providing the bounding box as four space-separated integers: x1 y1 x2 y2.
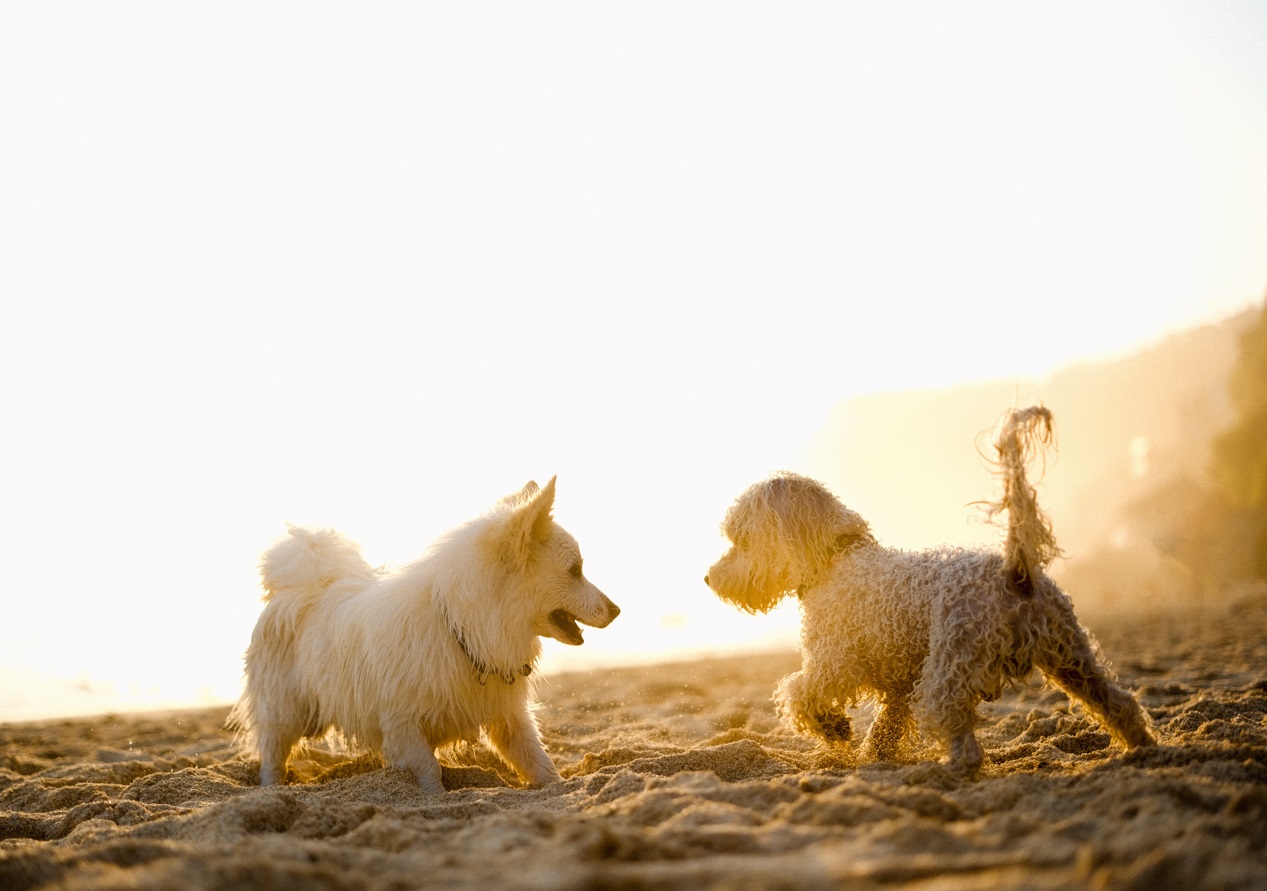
833 508 875 553
497 475 557 565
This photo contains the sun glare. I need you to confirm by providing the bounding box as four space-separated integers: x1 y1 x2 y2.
1 3 1265 719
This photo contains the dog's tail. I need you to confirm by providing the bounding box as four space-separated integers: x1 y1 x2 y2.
258 525 374 601
988 405 1062 593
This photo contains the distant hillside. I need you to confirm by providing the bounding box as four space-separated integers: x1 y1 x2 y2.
799 311 1253 575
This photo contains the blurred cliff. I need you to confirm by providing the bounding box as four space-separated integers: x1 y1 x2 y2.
802 302 1266 614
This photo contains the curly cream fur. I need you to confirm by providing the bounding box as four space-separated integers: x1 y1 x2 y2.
707 407 1155 774
715 472 875 614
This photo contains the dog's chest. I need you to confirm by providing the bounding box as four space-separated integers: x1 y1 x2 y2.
416 676 528 741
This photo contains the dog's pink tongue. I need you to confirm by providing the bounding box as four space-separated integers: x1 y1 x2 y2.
550 609 585 646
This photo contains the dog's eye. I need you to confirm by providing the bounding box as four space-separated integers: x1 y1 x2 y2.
568 561 583 579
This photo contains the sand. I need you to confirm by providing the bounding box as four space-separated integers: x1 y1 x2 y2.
3 594 1266 891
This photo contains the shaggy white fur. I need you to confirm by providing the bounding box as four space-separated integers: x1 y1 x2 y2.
706 406 1155 774
231 478 620 792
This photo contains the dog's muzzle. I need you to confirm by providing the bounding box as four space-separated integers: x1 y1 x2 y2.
551 593 620 646
591 593 620 627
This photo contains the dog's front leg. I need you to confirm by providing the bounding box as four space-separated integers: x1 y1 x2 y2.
775 670 852 744
381 716 445 794
487 710 562 788
860 696 912 762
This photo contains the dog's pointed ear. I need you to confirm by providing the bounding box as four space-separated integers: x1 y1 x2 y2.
523 476 557 540
498 476 557 565
499 479 540 506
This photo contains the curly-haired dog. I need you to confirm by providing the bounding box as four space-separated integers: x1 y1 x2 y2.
232 477 620 792
705 407 1155 774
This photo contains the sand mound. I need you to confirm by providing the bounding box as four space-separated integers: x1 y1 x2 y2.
3 596 1267 890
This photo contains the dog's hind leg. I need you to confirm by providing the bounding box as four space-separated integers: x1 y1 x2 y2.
487 710 562 787
381 716 446 794
922 696 985 774
916 646 987 774
947 730 984 774
1034 621 1155 749
257 725 301 786
860 695 912 762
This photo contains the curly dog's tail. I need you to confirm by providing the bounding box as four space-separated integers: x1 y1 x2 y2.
989 405 1062 593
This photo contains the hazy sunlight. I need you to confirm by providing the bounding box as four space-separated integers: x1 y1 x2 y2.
1 2 1265 720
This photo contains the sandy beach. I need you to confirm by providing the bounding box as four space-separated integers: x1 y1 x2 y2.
3 592 1266 890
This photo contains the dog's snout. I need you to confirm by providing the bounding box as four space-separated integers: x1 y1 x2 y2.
602 593 620 622
704 574 710 586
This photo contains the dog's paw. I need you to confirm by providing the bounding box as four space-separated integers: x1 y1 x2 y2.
415 776 447 795
515 765 562 789
524 776 563 790
944 733 984 777
811 709 853 745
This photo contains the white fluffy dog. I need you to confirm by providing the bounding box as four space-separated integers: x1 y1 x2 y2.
706 407 1155 774
232 477 619 792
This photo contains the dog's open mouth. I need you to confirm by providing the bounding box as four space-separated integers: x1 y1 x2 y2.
549 609 585 646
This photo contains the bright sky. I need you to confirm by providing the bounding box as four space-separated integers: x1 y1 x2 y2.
2 3 1266 719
